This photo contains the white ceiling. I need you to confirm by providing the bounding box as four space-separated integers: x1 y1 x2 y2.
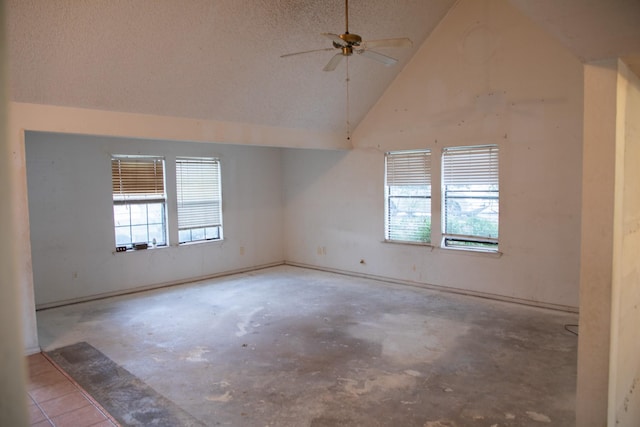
8 0 640 137
509 0 640 74
7 0 455 135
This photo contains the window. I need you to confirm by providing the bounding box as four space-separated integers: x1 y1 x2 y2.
385 150 431 243
442 145 499 251
176 157 223 244
112 156 166 249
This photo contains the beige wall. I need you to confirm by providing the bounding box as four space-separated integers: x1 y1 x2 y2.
0 0 29 424
284 0 584 308
612 60 640 426
577 58 618 427
577 59 640 427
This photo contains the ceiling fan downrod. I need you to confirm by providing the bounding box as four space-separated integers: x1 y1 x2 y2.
338 0 361 47
345 0 349 34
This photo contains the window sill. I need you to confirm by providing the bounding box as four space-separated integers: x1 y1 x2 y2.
436 246 503 258
178 238 224 247
382 240 434 249
380 240 502 258
112 245 169 255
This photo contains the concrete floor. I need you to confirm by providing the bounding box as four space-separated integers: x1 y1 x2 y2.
37 265 578 426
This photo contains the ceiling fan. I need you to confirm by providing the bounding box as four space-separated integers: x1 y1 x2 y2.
281 0 413 72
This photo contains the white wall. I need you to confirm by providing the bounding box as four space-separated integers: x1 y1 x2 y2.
26 132 284 306
283 0 584 309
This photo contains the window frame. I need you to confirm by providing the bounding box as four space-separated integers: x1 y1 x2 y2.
176 156 223 245
111 155 167 250
441 144 499 252
384 149 432 245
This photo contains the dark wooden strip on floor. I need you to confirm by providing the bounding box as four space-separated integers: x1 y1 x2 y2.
47 342 206 427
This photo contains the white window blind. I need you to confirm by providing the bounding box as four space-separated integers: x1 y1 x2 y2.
442 145 499 251
385 150 432 243
112 157 165 198
176 157 222 231
386 150 431 186
111 156 167 249
442 145 498 186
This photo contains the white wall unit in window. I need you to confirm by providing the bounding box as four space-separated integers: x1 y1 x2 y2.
441 145 499 251
176 157 223 244
111 156 167 249
385 149 432 244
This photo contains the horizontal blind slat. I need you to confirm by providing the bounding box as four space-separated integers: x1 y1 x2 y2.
176 157 222 230
443 145 498 186
112 157 165 196
386 150 431 186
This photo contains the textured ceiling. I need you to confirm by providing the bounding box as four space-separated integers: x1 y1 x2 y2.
8 1 640 138
8 0 455 135
509 0 640 76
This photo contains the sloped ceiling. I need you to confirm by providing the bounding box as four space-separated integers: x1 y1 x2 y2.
509 0 640 76
7 0 640 139
7 0 455 136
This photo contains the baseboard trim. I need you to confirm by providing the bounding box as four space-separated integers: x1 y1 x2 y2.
284 261 579 314
25 345 42 356
35 261 285 310
35 259 579 314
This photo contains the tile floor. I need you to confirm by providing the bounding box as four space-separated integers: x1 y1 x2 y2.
27 352 119 427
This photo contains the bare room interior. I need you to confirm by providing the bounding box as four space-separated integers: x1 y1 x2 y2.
1 0 640 426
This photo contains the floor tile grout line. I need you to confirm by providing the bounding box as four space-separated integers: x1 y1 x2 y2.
28 363 76 398
41 394 94 423
39 352 122 427
29 397 54 427
25 378 54 426
28 380 76 403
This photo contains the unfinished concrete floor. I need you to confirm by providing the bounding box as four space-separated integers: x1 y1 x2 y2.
37 265 578 426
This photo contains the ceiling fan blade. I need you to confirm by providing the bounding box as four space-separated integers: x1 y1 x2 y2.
281 47 335 58
322 33 346 46
357 49 398 66
323 53 344 72
362 37 413 49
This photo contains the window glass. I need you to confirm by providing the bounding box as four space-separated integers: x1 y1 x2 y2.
442 145 499 251
111 156 167 249
176 157 223 244
385 150 431 244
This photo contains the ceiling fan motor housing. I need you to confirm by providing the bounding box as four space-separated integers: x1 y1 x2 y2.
340 32 362 46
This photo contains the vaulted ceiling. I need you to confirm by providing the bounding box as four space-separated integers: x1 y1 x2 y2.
8 0 640 138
